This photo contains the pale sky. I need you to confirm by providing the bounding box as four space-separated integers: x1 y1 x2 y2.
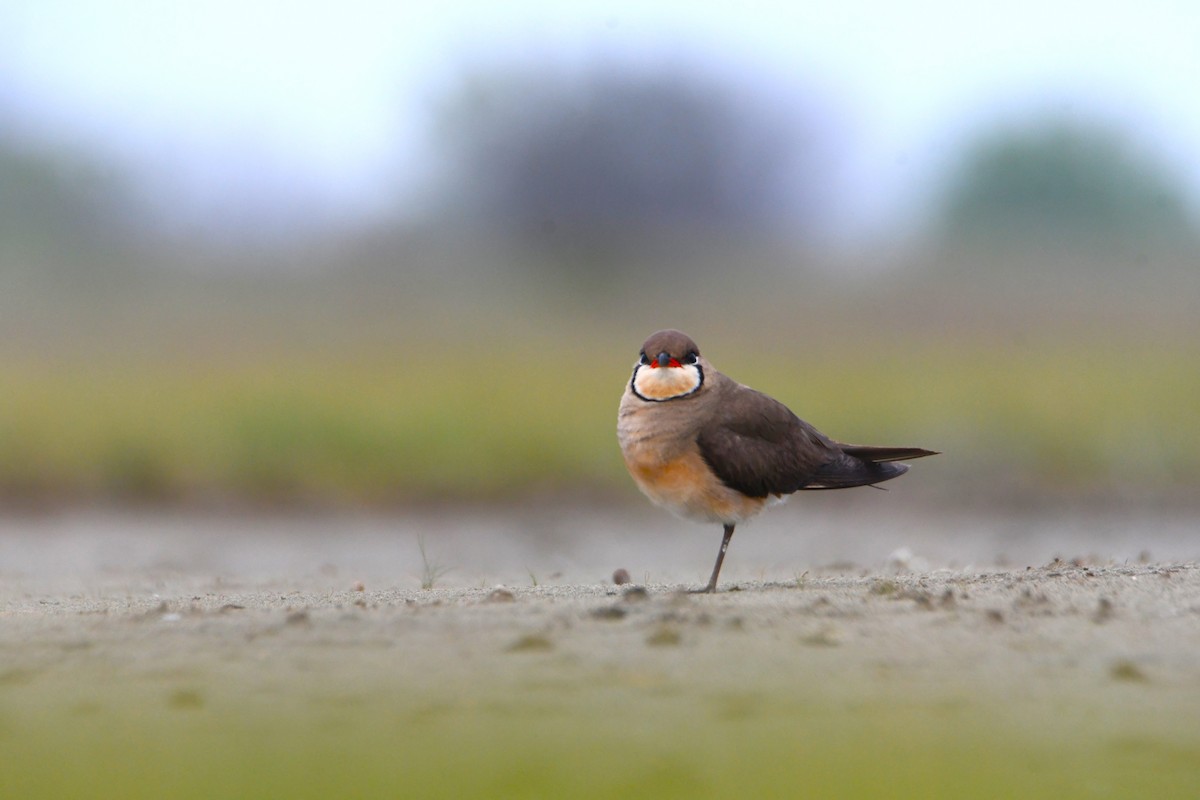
3 0 1199 240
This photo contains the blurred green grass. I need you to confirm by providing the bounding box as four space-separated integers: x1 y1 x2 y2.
2 320 1197 505
4 669 1198 799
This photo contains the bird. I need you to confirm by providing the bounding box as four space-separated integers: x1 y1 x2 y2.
617 329 938 593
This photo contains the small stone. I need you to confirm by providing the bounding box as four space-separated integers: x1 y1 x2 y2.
613 569 632 585
591 606 628 620
486 588 516 603
622 586 650 602
506 634 553 653
646 627 682 647
1110 660 1148 683
869 580 899 596
898 588 933 609
167 689 204 710
800 627 840 647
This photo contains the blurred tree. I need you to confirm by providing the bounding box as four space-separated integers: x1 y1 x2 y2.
0 124 148 300
937 119 1195 260
427 59 837 274
0 133 125 255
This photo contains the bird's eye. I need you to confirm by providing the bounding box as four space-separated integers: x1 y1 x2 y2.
685 351 698 365
639 352 650 365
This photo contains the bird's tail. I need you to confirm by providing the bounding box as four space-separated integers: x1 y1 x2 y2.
801 444 938 490
838 445 940 463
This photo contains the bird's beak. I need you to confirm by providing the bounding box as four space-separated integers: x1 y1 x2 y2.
656 352 672 368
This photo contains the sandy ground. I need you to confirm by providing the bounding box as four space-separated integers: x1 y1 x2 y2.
2 500 1200 797
3 501 1199 684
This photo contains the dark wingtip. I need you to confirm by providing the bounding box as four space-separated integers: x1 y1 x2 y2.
802 454 912 490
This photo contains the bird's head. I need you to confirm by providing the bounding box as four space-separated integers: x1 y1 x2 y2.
630 329 705 402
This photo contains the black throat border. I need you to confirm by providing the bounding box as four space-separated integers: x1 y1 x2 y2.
629 364 705 403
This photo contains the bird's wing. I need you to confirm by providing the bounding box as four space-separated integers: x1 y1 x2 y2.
695 385 839 498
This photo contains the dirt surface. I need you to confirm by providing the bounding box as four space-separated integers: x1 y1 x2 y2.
3 503 1199 706
2 504 1200 798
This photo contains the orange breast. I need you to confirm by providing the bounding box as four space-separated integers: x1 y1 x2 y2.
625 447 768 525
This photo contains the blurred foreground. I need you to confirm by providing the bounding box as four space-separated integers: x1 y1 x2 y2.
2 507 1198 799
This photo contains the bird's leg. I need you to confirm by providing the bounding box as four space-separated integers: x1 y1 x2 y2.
692 523 735 594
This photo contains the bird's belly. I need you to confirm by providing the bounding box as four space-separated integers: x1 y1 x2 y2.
623 447 769 525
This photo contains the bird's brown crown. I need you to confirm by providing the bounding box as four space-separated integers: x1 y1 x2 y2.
639 330 700 366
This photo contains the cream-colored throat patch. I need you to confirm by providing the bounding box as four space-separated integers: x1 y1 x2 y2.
631 364 703 401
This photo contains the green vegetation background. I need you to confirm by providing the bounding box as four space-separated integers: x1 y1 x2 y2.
4 262 1197 509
